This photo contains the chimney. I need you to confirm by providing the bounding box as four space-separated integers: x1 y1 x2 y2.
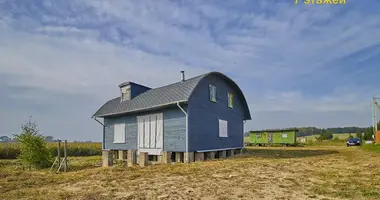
181 71 185 82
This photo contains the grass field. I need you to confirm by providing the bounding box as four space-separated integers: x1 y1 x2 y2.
1 145 380 200
0 142 102 159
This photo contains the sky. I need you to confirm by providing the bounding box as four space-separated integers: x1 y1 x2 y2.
1 0 380 141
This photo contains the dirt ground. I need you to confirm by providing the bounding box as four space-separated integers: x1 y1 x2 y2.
1 146 380 200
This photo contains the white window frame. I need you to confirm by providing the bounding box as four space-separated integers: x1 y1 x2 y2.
218 119 228 138
113 123 126 143
209 84 217 102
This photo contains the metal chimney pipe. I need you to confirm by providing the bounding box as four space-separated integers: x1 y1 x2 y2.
181 71 185 82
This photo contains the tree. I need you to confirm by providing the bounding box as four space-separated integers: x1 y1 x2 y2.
356 130 362 139
317 129 334 141
13 117 53 169
347 134 354 139
363 127 374 140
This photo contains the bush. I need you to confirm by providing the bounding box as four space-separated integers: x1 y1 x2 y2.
13 117 53 169
333 136 340 141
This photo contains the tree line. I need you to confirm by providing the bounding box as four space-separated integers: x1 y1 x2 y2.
245 122 380 141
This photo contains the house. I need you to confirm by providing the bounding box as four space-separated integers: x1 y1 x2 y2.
92 71 251 167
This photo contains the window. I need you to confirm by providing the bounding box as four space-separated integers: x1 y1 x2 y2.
228 92 234 108
121 86 131 101
209 84 217 102
282 133 288 138
218 119 228 137
114 123 126 143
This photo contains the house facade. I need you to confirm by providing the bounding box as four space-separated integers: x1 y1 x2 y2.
92 71 251 166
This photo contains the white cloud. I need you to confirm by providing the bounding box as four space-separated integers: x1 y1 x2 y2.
0 0 380 138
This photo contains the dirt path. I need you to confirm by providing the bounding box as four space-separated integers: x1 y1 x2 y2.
1 146 380 200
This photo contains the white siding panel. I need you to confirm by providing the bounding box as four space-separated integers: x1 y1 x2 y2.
156 113 163 149
138 117 144 148
144 116 150 148
150 114 157 148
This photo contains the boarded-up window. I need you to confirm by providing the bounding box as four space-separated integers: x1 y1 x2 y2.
228 93 234 108
209 84 217 102
219 119 228 137
114 123 126 143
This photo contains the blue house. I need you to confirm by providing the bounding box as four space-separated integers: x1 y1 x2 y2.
92 71 251 166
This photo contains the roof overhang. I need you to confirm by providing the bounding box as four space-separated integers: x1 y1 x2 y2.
92 100 188 118
250 128 299 133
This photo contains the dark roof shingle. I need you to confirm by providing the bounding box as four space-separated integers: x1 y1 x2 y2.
93 71 251 120
92 73 205 117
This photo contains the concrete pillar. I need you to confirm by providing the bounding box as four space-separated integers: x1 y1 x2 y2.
195 152 204 161
127 150 137 167
175 152 182 163
102 150 112 167
157 155 162 163
184 152 194 163
207 152 215 160
220 150 226 158
118 150 126 161
230 149 235 157
161 152 172 164
112 150 117 160
139 152 149 167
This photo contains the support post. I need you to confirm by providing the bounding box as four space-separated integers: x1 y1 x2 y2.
118 150 126 161
184 152 194 163
57 140 61 168
195 152 204 161
175 152 182 163
127 150 137 167
161 152 172 164
220 150 226 158
230 149 235 157
139 152 149 167
374 97 377 140
64 140 68 172
102 150 112 167
207 152 215 160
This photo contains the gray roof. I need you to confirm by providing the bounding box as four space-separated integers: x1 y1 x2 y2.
93 71 251 119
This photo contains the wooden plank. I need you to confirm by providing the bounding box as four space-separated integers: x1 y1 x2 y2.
150 114 157 148
156 113 163 149
144 116 150 148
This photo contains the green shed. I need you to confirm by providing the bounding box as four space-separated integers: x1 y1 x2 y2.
249 128 299 146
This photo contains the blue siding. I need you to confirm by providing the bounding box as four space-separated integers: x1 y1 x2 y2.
130 83 151 99
104 115 137 150
163 106 187 152
188 74 245 152
103 106 186 152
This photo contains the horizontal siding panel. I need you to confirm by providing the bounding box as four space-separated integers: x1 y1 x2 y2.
104 106 186 152
188 74 245 152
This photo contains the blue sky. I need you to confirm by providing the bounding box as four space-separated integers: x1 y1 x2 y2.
1 0 380 141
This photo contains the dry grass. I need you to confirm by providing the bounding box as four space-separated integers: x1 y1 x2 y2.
1 146 380 200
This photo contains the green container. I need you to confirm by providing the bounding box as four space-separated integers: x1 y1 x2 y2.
249 128 298 145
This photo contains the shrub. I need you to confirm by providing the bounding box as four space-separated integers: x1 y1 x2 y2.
13 117 53 169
